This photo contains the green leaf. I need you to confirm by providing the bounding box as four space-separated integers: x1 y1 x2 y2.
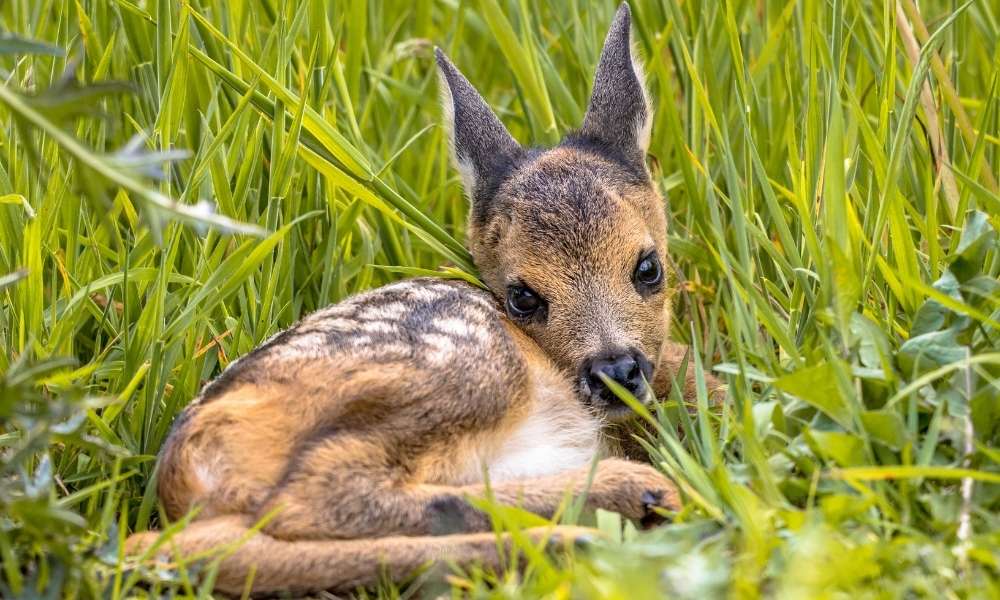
831 466 1000 484
951 210 997 283
0 82 263 238
807 430 866 467
898 326 969 374
0 33 64 56
476 0 557 143
831 243 860 341
0 269 28 291
774 361 853 429
860 410 907 450
371 265 487 289
850 314 892 371
30 76 133 123
970 385 1000 443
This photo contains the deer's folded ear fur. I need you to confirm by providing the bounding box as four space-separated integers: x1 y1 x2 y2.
578 4 651 166
436 48 523 211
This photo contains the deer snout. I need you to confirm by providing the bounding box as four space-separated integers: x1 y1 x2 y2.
579 349 653 417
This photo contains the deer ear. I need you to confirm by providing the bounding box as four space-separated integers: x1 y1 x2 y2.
579 4 651 163
436 48 522 203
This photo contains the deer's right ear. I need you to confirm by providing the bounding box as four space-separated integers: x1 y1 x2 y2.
436 48 522 203
578 4 651 167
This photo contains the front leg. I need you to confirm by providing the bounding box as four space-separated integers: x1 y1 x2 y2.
434 458 679 532
259 441 678 541
652 340 725 405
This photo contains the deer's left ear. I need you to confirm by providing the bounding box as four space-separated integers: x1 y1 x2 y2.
579 4 651 163
435 48 522 206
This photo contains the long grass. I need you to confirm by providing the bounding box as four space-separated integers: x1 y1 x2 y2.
1 0 998 597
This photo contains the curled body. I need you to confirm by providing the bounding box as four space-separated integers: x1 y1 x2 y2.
130 279 675 594
159 278 607 528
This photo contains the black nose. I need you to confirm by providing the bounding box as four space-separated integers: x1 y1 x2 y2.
583 350 652 401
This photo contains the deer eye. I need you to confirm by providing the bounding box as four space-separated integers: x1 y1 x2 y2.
633 251 663 293
506 285 545 319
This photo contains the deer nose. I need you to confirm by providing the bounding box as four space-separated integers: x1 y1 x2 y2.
583 350 652 399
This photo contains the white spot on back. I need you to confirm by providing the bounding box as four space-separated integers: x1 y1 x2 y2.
193 458 221 492
360 320 396 334
434 316 470 336
374 302 407 319
433 316 491 344
421 332 457 364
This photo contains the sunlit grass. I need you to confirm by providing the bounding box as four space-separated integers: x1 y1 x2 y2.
0 0 998 597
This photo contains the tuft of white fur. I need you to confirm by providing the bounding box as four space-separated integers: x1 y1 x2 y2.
630 38 653 153
436 64 479 199
479 377 602 482
420 332 458 364
359 320 396 334
485 411 601 482
193 454 222 492
434 316 490 342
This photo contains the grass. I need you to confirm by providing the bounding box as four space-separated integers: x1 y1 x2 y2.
1 0 998 597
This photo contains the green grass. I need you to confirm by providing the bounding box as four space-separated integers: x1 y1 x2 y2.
1 0 999 597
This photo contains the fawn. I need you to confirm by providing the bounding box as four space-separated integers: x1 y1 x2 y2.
126 4 720 594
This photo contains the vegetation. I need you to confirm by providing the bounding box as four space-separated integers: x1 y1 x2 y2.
1 0 998 597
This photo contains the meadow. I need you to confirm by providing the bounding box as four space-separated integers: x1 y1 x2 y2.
1 0 998 597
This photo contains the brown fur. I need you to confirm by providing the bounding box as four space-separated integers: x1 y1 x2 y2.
128 516 596 595
126 5 722 595
128 281 678 594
